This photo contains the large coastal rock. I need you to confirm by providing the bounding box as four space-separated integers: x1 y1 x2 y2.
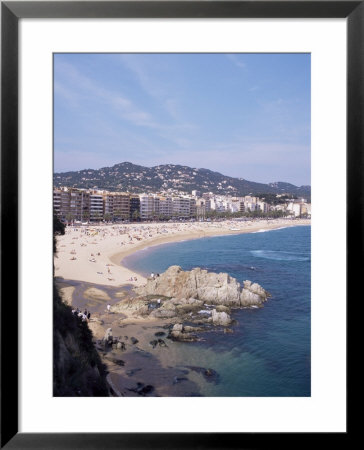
211 309 231 326
135 265 269 307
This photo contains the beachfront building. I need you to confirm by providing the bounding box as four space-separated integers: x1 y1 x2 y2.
139 194 160 220
204 198 211 212
257 201 268 213
305 203 311 217
196 198 207 220
286 200 311 218
130 195 141 221
190 198 196 218
228 200 241 213
287 201 300 217
159 196 173 219
172 196 193 219
244 195 259 204
210 197 226 212
244 195 259 212
270 203 288 215
104 192 130 221
53 187 90 222
53 189 63 217
89 193 104 222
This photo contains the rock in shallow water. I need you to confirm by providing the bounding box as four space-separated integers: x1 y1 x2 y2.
185 366 219 384
211 309 231 326
135 265 269 307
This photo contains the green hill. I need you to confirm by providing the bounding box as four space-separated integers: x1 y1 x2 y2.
54 162 311 198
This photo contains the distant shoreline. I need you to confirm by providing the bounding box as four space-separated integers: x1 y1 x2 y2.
118 223 309 277
54 218 311 288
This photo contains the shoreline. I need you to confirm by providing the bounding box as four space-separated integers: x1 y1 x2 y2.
55 220 311 397
55 219 311 287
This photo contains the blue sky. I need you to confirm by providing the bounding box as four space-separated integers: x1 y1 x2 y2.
54 53 310 186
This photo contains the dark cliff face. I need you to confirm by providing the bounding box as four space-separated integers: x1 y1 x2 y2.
53 284 109 397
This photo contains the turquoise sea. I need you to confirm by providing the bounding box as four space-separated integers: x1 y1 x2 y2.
123 225 311 396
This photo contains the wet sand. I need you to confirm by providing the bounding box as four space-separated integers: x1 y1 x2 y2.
56 279 206 396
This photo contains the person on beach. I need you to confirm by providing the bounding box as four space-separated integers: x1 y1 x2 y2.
107 303 111 313
87 312 91 320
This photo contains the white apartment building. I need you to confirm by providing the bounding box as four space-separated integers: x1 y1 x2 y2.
286 201 311 217
139 194 159 220
244 201 257 212
287 201 302 217
257 201 268 213
210 198 226 212
228 200 241 213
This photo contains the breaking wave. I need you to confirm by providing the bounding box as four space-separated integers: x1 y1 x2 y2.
250 250 310 261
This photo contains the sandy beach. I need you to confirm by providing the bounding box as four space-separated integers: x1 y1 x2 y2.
55 218 311 396
55 218 310 288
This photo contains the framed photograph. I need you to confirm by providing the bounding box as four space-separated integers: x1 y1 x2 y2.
1 1 358 448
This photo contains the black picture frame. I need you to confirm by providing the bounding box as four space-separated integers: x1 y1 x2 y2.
1 1 358 448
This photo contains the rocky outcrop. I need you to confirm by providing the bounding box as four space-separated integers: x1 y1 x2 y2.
135 266 269 307
211 309 231 326
240 281 269 306
98 267 271 345
170 323 201 342
110 298 149 316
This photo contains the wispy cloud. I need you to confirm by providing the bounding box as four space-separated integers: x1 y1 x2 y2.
55 60 162 129
118 54 193 124
54 53 310 185
55 58 197 145
226 54 247 70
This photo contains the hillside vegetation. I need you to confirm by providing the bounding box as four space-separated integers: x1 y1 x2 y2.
54 162 311 198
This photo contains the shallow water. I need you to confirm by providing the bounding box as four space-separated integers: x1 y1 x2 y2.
123 226 311 397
